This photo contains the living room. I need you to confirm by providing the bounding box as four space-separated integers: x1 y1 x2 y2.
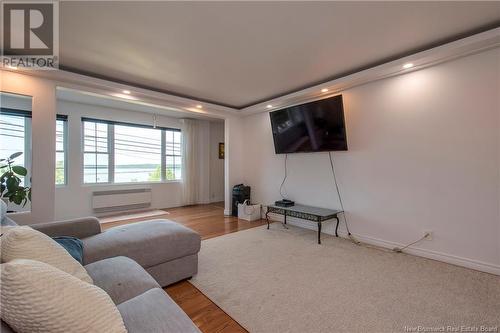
1 2 499 333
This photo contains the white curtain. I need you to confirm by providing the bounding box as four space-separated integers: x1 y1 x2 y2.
181 119 199 205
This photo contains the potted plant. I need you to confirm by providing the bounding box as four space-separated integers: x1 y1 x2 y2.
0 152 31 210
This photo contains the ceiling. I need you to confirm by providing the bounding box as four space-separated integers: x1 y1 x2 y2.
60 2 500 109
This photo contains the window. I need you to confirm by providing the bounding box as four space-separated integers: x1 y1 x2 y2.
0 107 66 187
165 130 182 180
82 118 182 184
55 116 67 185
83 121 109 183
114 125 162 183
0 109 31 186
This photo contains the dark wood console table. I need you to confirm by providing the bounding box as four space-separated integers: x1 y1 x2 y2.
265 204 343 244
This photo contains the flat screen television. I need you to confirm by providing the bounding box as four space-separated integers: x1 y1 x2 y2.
269 95 347 154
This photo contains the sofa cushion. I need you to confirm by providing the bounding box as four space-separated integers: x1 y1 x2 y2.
31 217 101 239
0 200 6 224
0 226 92 283
0 259 126 333
85 256 160 305
146 253 198 287
82 220 201 267
117 288 200 333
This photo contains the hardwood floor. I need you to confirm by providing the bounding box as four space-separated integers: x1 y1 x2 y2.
167 281 247 333
101 202 266 240
103 203 267 333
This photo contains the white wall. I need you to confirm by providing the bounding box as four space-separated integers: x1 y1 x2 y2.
54 100 223 219
224 116 245 215
1 70 244 223
209 121 225 202
195 120 211 204
240 48 500 274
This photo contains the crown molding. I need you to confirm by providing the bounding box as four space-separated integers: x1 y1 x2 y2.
1 66 240 119
239 27 500 116
2 27 498 118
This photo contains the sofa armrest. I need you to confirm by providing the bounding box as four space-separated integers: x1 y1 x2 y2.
31 217 102 239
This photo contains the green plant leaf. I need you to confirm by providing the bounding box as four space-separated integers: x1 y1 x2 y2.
6 177 20 192
9 152 23 160
12 166 27 176
12 193 23 205
0 171 10 182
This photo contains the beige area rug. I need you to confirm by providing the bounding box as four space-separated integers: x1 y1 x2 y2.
191 224 500 333
100 210 169 223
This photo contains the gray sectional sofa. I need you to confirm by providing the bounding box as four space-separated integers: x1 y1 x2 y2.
34 217 201 287
1 211 202 333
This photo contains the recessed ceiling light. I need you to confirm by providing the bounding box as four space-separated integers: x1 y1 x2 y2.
122 90 131 94
196 105 203 109
266 104 273 109
402 63 414 69
321 88 329 93
111 93 138 101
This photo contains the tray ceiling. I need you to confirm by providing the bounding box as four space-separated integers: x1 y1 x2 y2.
60 2 500 109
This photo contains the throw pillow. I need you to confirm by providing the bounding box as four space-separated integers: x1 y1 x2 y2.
0 259 127 333
52 236 84 264
0 226 92 283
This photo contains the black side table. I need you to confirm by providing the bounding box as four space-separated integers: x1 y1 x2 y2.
265 204 343 244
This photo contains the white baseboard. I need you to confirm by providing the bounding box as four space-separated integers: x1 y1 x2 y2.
348 232 500 276
197 199 211 205
267 213 500 276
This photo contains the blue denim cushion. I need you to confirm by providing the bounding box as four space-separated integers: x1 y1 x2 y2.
52 236 84 264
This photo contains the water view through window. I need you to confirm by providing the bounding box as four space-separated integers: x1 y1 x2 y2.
83 119 182 184
0 92 33 212
0 113 30 187
55 119 66 185
165 130 182 181
114 125 162 183
83 121 109 183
